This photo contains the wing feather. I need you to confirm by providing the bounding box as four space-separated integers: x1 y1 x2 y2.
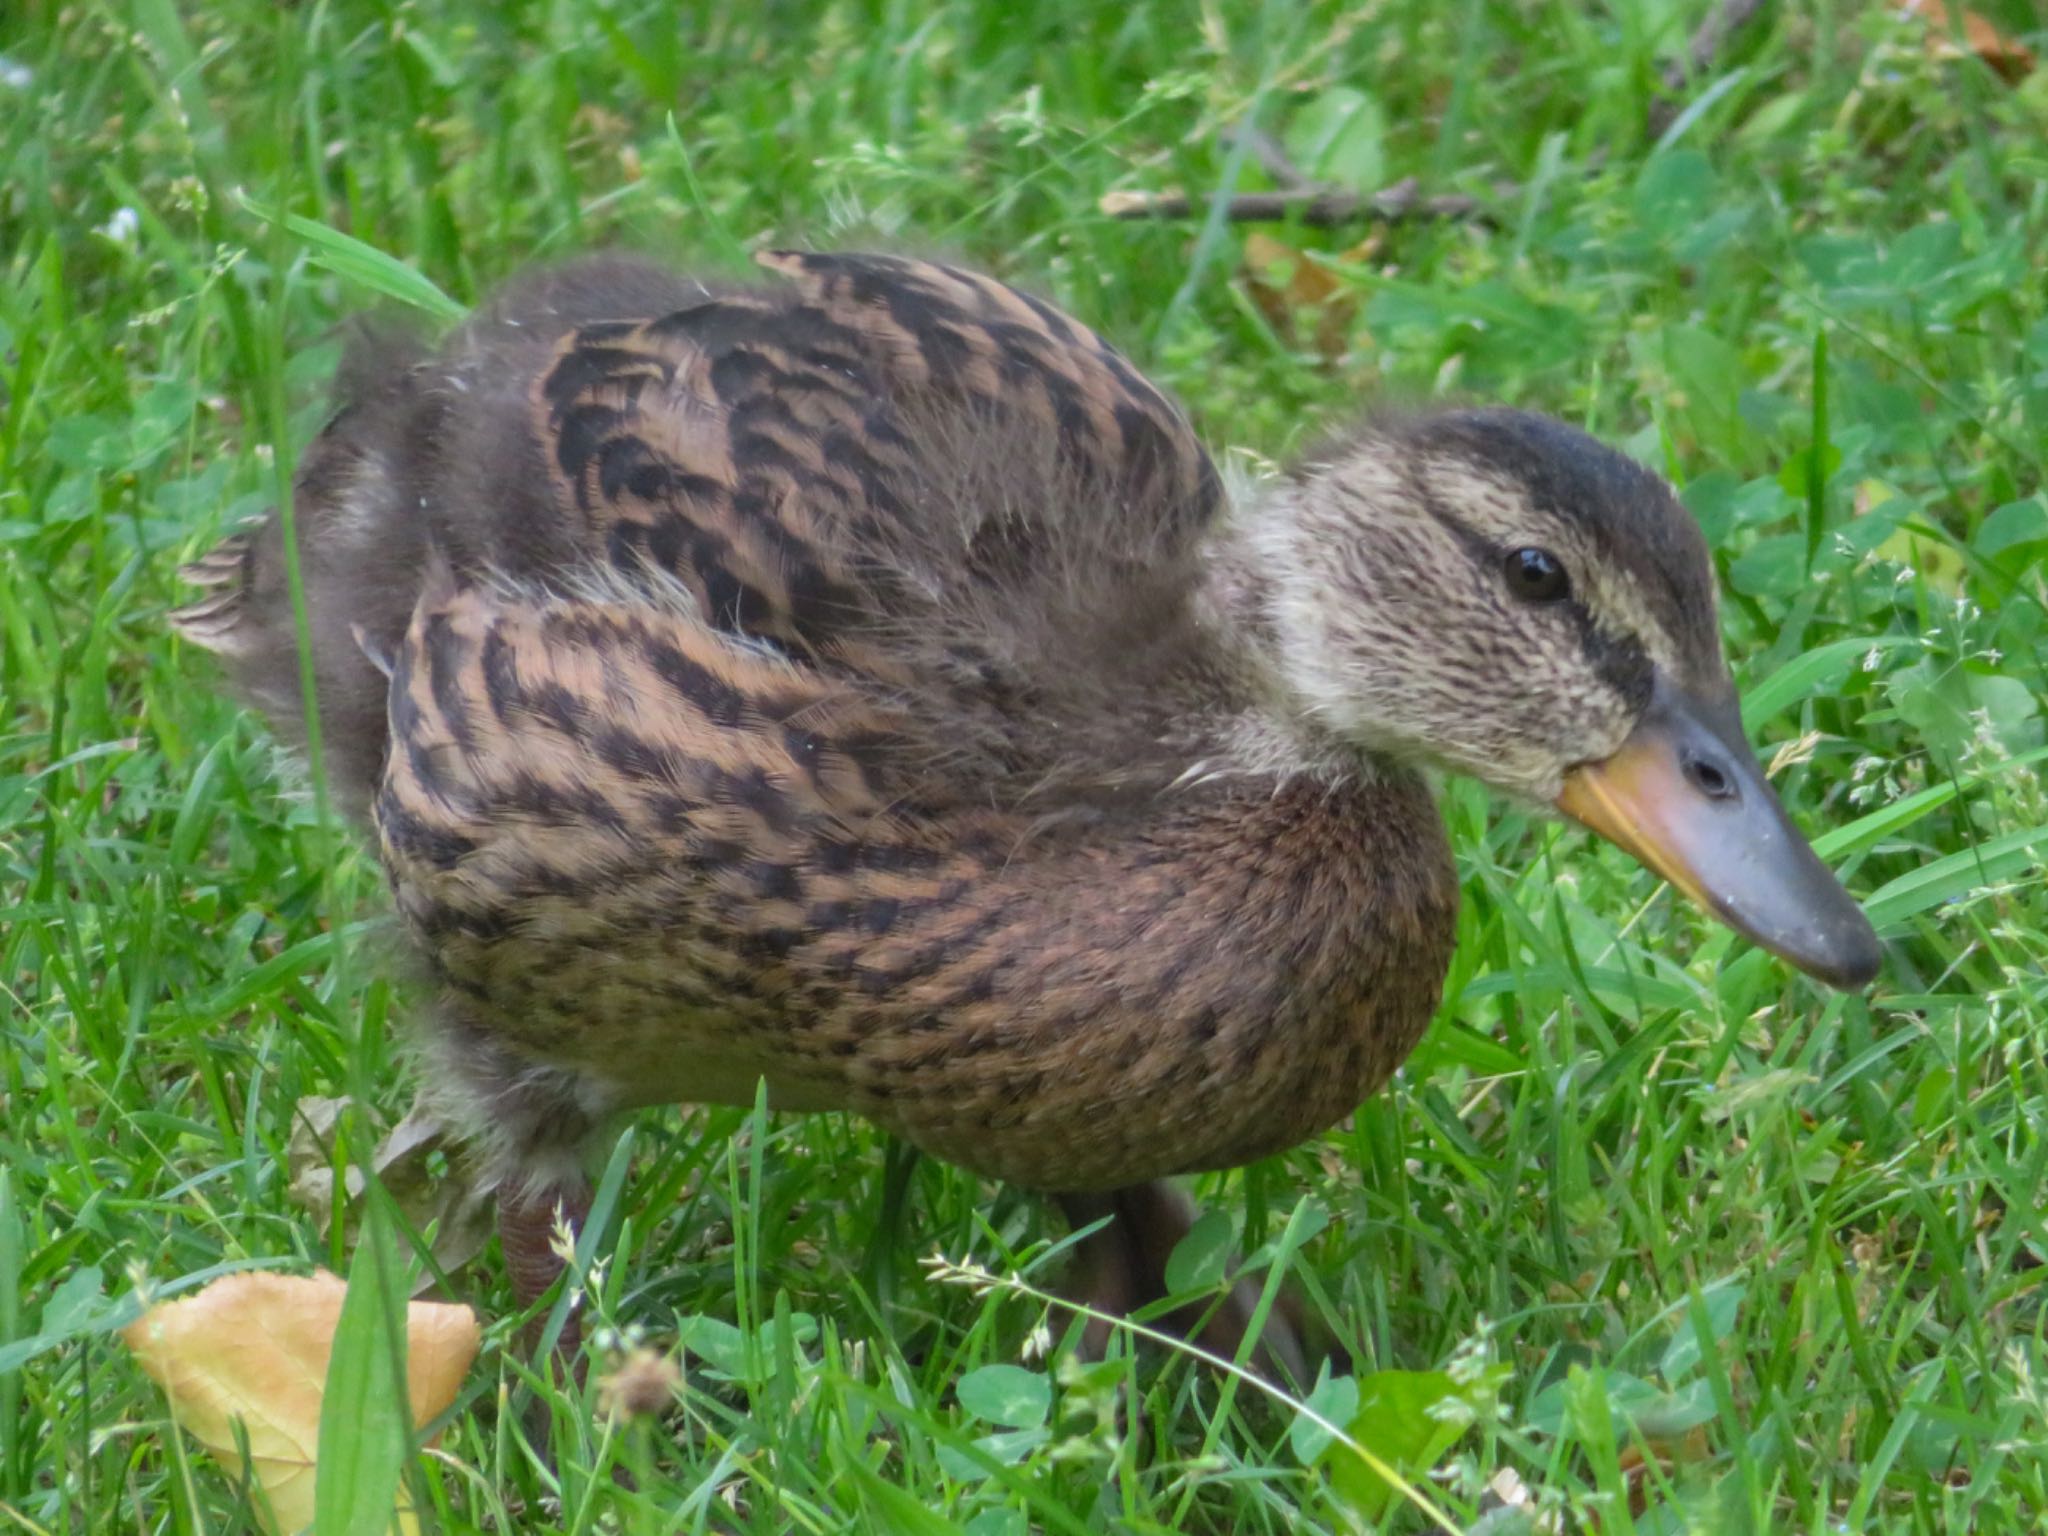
176 251 1231 820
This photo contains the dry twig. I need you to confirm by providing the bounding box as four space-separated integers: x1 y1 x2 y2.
1102 0 1778 227
1100 178 1489 228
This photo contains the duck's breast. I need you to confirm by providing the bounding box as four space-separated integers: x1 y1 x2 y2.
841 771 1461 1190
382 574 1458 1190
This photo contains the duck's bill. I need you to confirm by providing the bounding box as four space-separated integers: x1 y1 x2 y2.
1556 676 1881 990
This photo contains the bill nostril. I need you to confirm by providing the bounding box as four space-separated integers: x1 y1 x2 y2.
1683 753 1737 801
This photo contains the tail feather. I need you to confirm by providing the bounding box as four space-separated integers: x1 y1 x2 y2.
168 327 435 819
168 263 698 822
175 521 260 589
350 621 396 679
170 524 262 655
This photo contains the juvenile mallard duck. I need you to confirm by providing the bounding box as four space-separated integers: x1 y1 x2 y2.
176 250 1879 1373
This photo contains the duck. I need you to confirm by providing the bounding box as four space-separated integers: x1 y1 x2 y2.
174 249 1881 1378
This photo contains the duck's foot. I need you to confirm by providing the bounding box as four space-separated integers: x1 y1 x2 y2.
1056 1183 1311 1390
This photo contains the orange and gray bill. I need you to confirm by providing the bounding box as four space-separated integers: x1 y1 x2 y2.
1557 676 1881 990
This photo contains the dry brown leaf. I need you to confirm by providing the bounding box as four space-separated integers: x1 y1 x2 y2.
1245 231 1344 308
1617 1424 1715 1519
1901 0 2036 82
288 1096 495 1289
1241 232 1365 364
124 1271 479 1535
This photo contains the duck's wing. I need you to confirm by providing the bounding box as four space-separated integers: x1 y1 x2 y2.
535 250 1229 807
171 258 722 817
177 251 1227 819
377 572 968 1000
542 251 1220 643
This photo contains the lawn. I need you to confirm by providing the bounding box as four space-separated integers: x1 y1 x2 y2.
3 0 2047 1530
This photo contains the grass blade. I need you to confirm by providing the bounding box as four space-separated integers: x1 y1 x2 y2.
1863 822 2048 928
316 1198 410 1536
238 196 467 323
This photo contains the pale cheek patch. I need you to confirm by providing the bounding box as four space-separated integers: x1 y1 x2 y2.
1251 444 1696 803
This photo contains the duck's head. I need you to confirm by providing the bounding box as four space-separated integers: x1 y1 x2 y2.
1242 407 1880 990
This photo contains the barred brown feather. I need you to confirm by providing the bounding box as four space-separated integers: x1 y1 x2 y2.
172 250 1457 1196
178 246 1800 1375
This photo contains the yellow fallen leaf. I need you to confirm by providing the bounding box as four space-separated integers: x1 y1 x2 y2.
1900 0 2036 83
1874 528 1966 596
124 1271 479 1535
1241 232 1363 364
1853 478 1900 518
1857 479 1966 597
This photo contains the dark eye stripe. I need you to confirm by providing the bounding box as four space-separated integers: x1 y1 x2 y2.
1419 482 1654 707
1569 607 1655 711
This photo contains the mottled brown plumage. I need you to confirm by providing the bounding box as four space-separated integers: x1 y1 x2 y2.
176 249 1877 1375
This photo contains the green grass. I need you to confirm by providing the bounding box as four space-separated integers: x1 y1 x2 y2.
4 0 2047 1529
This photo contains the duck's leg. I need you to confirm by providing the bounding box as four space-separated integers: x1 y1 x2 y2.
1056 1183 1310 1388
424 1016 611 1371
498 1174 594 1364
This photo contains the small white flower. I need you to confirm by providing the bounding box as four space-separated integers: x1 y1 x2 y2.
0 56 30 91
548 1208 578 1266
97 207 140 246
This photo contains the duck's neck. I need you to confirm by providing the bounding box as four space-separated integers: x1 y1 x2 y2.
1183 482 1360 786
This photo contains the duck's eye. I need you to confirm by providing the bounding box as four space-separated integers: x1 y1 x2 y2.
1504 546 1570 603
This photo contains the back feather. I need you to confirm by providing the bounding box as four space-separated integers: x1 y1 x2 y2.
175 250 1235 821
